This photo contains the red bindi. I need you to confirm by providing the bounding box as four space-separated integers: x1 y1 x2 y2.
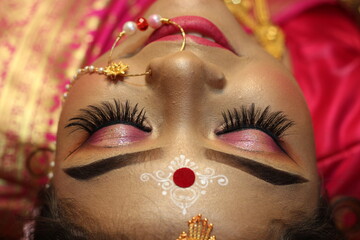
173 167 196 188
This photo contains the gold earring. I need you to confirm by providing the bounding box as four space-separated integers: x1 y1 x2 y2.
224 0 285 59
63 14 186 99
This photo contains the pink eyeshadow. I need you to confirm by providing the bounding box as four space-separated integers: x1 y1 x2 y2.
218 129 281 153
87 124 149 147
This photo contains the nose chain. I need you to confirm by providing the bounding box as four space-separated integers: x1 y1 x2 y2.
63 14 186 101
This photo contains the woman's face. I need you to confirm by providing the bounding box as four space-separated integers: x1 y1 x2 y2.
54 0 319 239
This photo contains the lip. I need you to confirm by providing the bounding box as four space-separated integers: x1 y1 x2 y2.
146 16 235 52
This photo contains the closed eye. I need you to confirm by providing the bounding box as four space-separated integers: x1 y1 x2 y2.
216 104 294 153
65 99 151 134
65 99 152 147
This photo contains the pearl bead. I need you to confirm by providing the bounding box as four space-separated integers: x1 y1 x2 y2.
98 67 104 73
89 65 95 72
123 21 137 35
148 14 162 29
77 69 82 74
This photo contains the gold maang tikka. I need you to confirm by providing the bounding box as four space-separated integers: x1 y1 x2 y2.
176 214 216 240
63 14 186 99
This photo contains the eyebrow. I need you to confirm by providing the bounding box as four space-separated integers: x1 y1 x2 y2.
64 148 162 180
205 149 308 185
64 148 308 185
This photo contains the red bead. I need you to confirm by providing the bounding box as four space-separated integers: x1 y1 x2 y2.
173 168 196 188
136 17 149 31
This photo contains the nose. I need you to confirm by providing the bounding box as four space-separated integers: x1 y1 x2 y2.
146 50 226 92
145 50 226 147
146 51 226 120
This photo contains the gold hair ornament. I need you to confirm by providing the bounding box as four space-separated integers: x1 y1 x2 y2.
176 214 216 240
224 0 285 59
64 14 186 99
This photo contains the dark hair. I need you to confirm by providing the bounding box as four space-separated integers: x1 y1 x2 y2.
280 196 345 240
30 186 91 240
29 186 346 240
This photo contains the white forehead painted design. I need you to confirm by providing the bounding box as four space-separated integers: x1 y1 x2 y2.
140 154 229 215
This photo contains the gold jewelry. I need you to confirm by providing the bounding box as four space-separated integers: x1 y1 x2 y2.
338 0 360 24
224 0 285 59
26 147 55 188
176 214 216 240
63 15 186 99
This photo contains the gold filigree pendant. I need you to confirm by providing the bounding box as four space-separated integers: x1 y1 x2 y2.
104 62 129 79
176 214 216 240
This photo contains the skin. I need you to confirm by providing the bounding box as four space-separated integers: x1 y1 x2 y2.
54 0 320 239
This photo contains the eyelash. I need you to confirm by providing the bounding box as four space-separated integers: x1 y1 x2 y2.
217 103 294 141
65 99 151 134
66 101 291 145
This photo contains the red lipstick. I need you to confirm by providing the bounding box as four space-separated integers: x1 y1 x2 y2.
146 16 235 52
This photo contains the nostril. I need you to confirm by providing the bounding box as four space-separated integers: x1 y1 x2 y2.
204 62 226 90
145 56 164 85
145 66 153 85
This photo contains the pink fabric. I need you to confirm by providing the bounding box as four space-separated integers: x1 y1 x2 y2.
84 0 156 64
281 5 360 201
271 0 337 23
